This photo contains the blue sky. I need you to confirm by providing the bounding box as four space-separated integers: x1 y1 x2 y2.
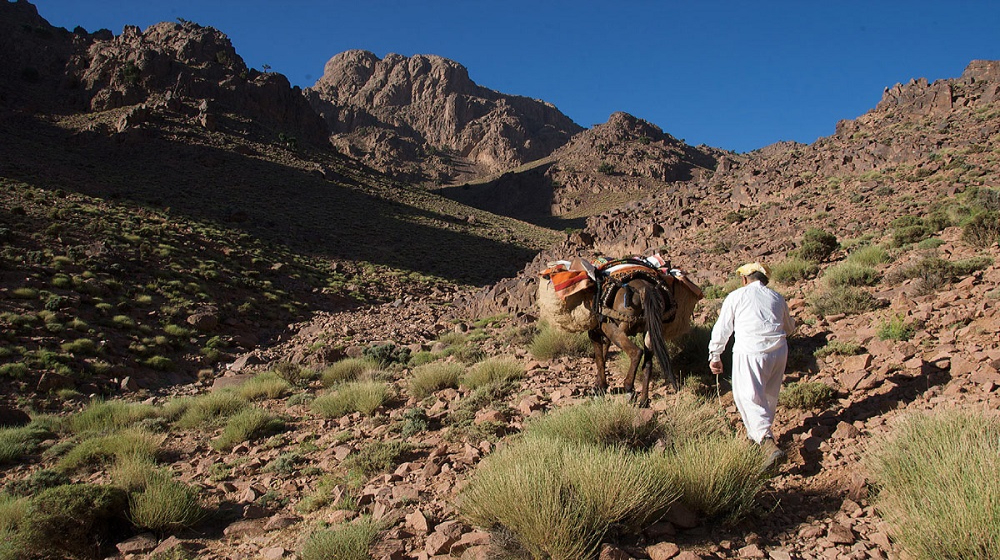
28 0 1000 153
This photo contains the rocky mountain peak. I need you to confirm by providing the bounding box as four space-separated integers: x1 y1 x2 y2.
306 50 583 182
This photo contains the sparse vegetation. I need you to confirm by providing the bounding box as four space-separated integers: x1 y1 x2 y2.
528 323 591 360
321 357 381 387
865 410 1000 559
299 517 381 560
794 228 839 262
779 382 836 409
809 285 881 316
461 356 524 389
409 362 463 398
770 257 819 284
312 380 391 417
877 314 916 341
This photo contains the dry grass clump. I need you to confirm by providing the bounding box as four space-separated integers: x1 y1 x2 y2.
809 285 881 316
320 357 382 387
813 340 864 358
0 423 56 464
846 244 892 266
409 362 463 399
67 399 158 434
55 428 162 473
299 517 381 560
523 398 663 449
169 391 250 429
460 436 679 560
236 371 292 400
822 262 880 288
461 395 766 558
128 470 203 532
461 357 524 389
769 257 820 284
211 407 285 451
779 382 836 409
312 380 391 418
864 410 1000 559
528 323 591 360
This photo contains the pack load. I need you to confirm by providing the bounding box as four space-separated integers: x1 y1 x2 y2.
538 253 703 334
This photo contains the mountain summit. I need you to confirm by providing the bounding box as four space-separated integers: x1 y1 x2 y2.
306 50 583 182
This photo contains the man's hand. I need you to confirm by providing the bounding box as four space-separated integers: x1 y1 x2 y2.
709 360 723 376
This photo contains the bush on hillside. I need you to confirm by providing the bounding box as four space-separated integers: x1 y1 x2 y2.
864 410 1000 559
809 286 882 316
794 229 838 262
770 257 819 284
961 211 1000 247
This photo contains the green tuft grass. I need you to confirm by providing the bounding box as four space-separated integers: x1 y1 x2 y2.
320 357 381 387
299 517 381 560
211 407 284 451
864 410 1000 559
128 471 203 532
461 357 524 389
67 399 158 434
809 285 881 316
877 314 916 341
528 324 591 360
524 398 663 449
312 380 391 418
823 262 881 287
769 257 819 284
235 371 292 401
779 382 836 409
409 362 463 399
55 428 161 473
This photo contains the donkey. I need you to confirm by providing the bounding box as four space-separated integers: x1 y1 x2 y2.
589 276 676 407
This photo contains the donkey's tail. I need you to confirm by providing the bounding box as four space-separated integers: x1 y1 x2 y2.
643 284 677 391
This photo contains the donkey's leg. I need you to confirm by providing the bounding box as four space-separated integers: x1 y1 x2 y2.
589 329 609 395
609 325 642 395
637 338 654 407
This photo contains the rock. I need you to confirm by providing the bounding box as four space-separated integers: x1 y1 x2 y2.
151 536 196 557
228 353 263 373
675 552 703 560
425 521 464 555
223 519 265 538
186 309 219 331
737 544 765 558
664 501 699 529
832 421 860 439
0 406 30 428
116 533 158 555
647 541 680 560
36 372 74 392
371 538 407 560
599 543 633 559
826 522 855 544
264 514 301 531
212 374 253 391
261 547 286 560
406 509 431 534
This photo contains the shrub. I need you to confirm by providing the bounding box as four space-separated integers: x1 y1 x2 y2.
823 262 880 287
887 255 992 293
658 435 764 520
846 245 892 266
769 257 819 284
400 407 430 437
864 410 1000 559
813 340 864 358
363 343 411 366
211 407 284 451
809 286 881 316
16 483 130 559
236 371 291 401
3 469 70 497
409 362 462 399
143 355 174 370
60 338 98 355
524 399 664 450
320 357 381 387
702 276 742 300
962 211 1000 247
460 436 679 559
67 399 158 434
343 440 411 477
56 428 161 473
795 229 838 262
462 357 523 389
299 517 381 560
312 380 391 418
528 324 591 360
173 392 249 429
877 315 916 341
779 382 836 409
129 472 203 532
0 363 28 379
0 425 55 464
10 288 38 300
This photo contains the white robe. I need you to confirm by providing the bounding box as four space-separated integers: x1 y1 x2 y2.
709 281 795 442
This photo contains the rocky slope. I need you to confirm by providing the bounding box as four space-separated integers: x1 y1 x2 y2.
305 50 584 183
435 112 724 225
460 59 1000 320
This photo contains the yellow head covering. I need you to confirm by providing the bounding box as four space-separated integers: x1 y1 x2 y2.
736 262 770 278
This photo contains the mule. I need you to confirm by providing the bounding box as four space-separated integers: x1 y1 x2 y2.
588 277 676 407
